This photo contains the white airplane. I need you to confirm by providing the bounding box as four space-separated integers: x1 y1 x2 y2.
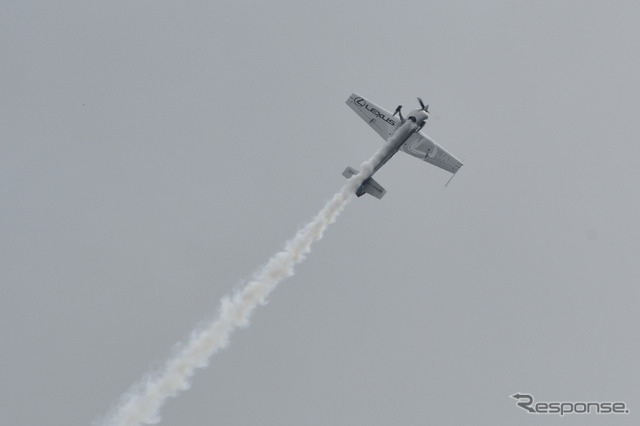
344 93 463 199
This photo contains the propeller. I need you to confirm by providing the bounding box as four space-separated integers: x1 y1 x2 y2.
417 97 429 113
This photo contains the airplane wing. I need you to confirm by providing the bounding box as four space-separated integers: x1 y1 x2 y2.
399 131 463 174
345 93 400 141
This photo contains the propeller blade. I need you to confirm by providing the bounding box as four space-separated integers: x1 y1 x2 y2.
393 105 403 116
417 97 425 109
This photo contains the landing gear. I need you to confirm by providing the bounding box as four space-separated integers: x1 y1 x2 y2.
393 105 404 123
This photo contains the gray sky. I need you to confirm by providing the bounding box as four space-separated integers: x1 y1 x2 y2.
2 1 639 425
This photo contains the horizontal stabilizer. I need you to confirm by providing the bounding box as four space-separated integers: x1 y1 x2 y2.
342 166 359 179
341 166 386 200
362 177 386 199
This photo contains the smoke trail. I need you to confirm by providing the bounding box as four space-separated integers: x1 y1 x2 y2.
99 131 403 426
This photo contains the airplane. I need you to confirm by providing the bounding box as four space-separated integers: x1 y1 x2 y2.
343 93 463 199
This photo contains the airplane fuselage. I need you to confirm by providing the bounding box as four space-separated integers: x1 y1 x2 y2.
355 121 419 196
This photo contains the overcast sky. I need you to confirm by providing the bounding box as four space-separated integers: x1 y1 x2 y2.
2 1 639 425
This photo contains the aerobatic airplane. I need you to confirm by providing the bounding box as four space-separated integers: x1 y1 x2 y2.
344 93 463 199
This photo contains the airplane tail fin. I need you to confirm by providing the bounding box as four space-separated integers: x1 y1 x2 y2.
341 166 386 200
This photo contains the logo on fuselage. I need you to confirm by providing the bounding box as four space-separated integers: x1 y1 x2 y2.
353 97 396 126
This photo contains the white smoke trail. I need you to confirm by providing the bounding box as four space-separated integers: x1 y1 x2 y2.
99 130 404 426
